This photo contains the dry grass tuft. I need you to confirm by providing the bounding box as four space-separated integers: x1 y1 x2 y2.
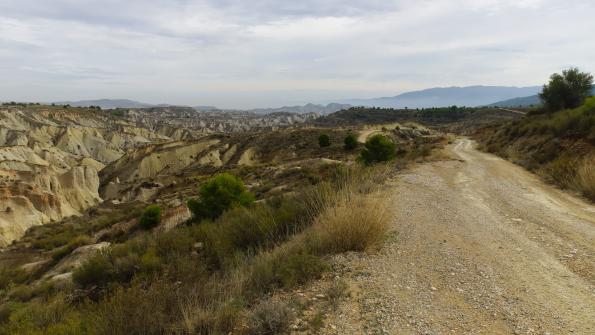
575 155 595 200
308 194 392 254
246 299 292 335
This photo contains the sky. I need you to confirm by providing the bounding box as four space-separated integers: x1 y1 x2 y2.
1 0 594 109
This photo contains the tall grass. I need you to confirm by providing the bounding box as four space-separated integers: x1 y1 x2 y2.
308 194 391 254
575 155 595 199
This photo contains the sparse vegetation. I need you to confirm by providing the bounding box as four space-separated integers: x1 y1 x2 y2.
0 164 393 334
326 279 349 309
476 96 595 201
247 299 292 335
51 235 93 261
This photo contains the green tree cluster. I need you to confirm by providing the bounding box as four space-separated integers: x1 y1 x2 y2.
540 67 593 111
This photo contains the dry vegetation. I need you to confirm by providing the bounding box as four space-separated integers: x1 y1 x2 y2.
476 97 595 201
0 164 394 335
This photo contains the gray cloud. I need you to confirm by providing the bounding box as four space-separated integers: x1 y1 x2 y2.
0 0 594 108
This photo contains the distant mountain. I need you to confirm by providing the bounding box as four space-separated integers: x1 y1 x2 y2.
51 100 347 115
194 105 219 111
487 87 595 107
53 99 160 109
338 86 542 108
487 95 541 107
247 103 351 115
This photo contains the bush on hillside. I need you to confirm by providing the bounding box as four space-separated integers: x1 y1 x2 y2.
187 173 255 223
540 68 593 111
344 134 358 150
318 134 330 147
359 134 396 165
247 300 292 335
139 205 162 230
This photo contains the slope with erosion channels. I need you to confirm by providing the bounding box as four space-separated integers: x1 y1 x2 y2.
98 127 429 204
0 104 331 246
475 97 595 200
0 106 170 246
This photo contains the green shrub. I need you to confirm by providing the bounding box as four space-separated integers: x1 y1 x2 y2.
187 173 255 222
359 134 396 164
139 205 162 230
318 134 330 147
189 196 308 270
344 134 358 150
246 245 327 297
0 296 84 335
73 254 113 287
87 280 182 335
0 267 28 291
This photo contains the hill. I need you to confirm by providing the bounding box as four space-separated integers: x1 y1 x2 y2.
247 103 351 115
487 95 541 107
476 97 595 200
339 85 541 108
315 106 524 133
52 99 161 109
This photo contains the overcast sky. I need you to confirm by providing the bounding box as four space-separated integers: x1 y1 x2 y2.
1 0 594 108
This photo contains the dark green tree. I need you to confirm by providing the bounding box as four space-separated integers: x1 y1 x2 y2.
344 134 358 150
187 173 255 222
318 134 330 147
139 204 162 229
539 68 593 111
359 134 396 165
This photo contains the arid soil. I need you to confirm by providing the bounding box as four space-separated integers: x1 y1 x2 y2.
317 138 595 334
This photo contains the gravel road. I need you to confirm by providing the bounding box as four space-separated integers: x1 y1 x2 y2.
321 138 595 334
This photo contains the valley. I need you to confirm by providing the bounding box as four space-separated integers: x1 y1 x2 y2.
0 93 592 334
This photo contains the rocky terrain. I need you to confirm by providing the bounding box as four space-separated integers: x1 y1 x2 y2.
122 106 320 134
0 105 172 246
0 104 330 246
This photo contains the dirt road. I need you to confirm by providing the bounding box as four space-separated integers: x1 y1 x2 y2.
323 139 595 334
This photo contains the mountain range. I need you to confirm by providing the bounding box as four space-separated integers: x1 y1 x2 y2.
51 85 549 112
488 87 595 107
338 86 542 109
53 99 158 109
